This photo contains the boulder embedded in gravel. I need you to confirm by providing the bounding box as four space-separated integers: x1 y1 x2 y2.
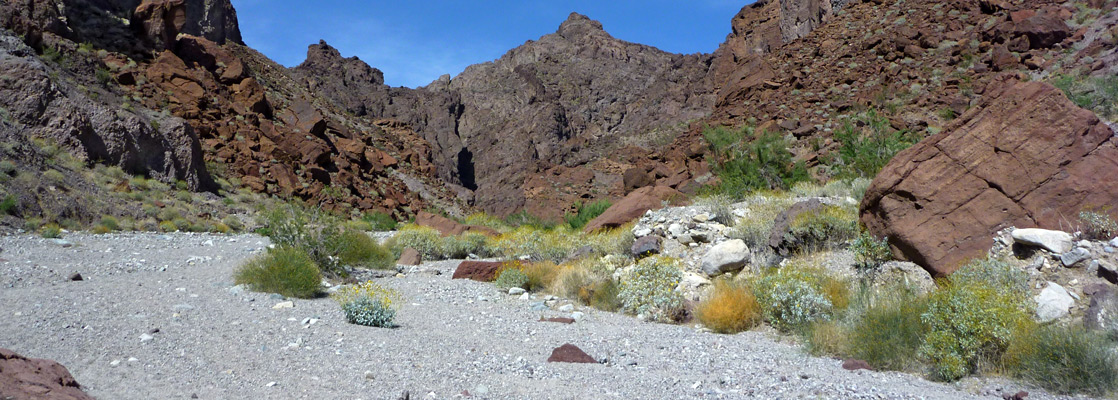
547 344 597 363
540 317 575 324
583 186 685 233
397 248 421 266
1085 286 1118 336
700 239 750 276
630 235 662 258
1011 228 1073 254
0 348 94 400
842 359 872 371
861 77 1118 276
1035 282 1075 323
452 261 505 282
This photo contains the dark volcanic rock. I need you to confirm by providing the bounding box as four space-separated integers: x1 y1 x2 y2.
768 199 825 257
861 76 1118 276
546 343 597 363
630 235 662 258
452 261 505 282
0 348 94 400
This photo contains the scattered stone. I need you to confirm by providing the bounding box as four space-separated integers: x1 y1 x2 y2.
547 344 597 363
1035 282 1074 323
265 381 277 387
1086 287 1118 336
452 261 505 282
630 235 662 258
571 311 584 321
1111 238 1118 248
558 304 574 312
1011 228 1074 254
768 199 825 257
139 333 154 342
50 239 74 248
518 293 530 300
0 348 94 400
272 301 295 309
68 272 83 281
540 317 575 324
842 359 872 371
700 239 750 276
1002 390 1029 400
632 227 652 237
508 287 526 295
397 248 422 266
1060 247 1092 267
364 370 375 380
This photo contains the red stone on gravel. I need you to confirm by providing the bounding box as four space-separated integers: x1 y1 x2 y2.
547 344 597 363
0 348 94 400
841 358 872 371
539 317 575 324
451 261 505 282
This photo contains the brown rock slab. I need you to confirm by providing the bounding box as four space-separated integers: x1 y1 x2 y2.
583 186 686 233
539 317 575 324
842 359 872 371
861 76 1118 276
397 248 421 266
546 344 597 363
452 261 505 282
0 348 94 400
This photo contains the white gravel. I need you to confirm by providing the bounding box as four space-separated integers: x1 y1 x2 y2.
0 233 1067 399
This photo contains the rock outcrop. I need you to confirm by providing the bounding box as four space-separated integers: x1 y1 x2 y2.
0 348 93 400
861 76 1118 276
583 186 686 233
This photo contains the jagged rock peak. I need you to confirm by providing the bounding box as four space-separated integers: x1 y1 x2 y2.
557 12 606 38
298 40 385 86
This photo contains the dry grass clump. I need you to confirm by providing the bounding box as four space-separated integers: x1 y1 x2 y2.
1004 324 1118 396
695 280 761 334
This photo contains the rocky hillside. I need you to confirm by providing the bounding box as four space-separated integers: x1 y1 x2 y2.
292 13 717 218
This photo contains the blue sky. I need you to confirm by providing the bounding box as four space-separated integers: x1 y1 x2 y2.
230 1 747 88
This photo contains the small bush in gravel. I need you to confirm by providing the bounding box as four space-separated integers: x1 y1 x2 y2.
389 225 443 260
234 247 322 299
849 288 929 372
333 281 402 328
494 267 529 290
851 231 893 271
442 232 490 259
523 261 560 292
695 280 761 334
553 264 595 299
333 230 394 270
0 194 16 215
99 215 120 231
40 223 62 238
920 279 1030 381
619 256 684 322
491 226 580 263
1004 324 1118 396
158 220 177 232
1079 211 1118 241
751 266 842 333
806 320 850 356
588 279 622 312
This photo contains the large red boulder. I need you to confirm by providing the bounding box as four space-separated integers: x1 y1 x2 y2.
451 261 505 282
583 186 686 233
861 75 1118 276
0 348 93 400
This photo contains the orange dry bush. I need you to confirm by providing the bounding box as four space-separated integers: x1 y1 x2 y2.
696 281 762 334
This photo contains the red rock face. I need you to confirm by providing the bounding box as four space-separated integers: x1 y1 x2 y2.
451 261 506 282
0 348 93 400
583 185 686 233
861 75 1118 276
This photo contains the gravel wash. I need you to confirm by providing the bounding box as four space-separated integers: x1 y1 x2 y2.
0 233 1062 399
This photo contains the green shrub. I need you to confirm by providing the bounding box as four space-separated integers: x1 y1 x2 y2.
851 231 893 270
43 169 65 185
619 256 684 322
389 225 443 260
695 280 762 334
222 215 243 232
40 223 62 238
491 226 580 263
333 281 402 328
950 257 1029 297
0 161 15 175
586 224 635 258
262 205 353 277
1051 73 1118 119
1005 325 1118 396
920 281 1030 381
95 68 112 85
362 211 398 231
849 289 929 371
832 110 920 179
784 204 858 253
704 125 810 196
503 210 557 230
0 194 16 215
729 194 795 253
158 220 177 232
1079 211 1118 241
442 231 490 259
564 199 612 230
234 247 322 299
751 266 848 333
494 268 529 290
332 230 394 270
588 279 622 312
99 215 120 231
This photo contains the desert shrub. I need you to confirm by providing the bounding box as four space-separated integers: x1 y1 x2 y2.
362 211 397 231
43 169 65 185
234 247 322 299
0 194 16 215
462 212 506 231
587 224 635 257
552 264 597 299
729 193 796 254
522 261 560 292
211 222 232 234
752 266 844 333
920 281 1030 381
564 199 612 230
832 110 920 179
40 223 62 238
783 204 858 253
695 280 762 334
1005 324 1118 396
222 215 243 232
503 210 557 230
619 256 684 322
694 194 735 226
1051 73 1118 119
172 218 190 232
588 279 622 312
99 215 120 231
806 320 851 356
332 230 394 270
849 290 929 372
91 225 111 234
494 267 529 290
0 161 16 176
1079 211 1118 241
263 205 378 277
442 231 490 259
95 68 112 85
851 231 893 270
333 281 402 328
158 220 176 232
490 226 580 263
950 256 1029 297
704 125 810 196
389 224 443 259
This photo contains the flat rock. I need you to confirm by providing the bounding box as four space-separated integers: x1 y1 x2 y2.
700 239 750 276
1060 247 1091 267
1035 282 1074 323
842 359 872 371
1085 287 1118 336
1011 228 1073 254
539 317 575 324
547 344 597 363
452 261 505 282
